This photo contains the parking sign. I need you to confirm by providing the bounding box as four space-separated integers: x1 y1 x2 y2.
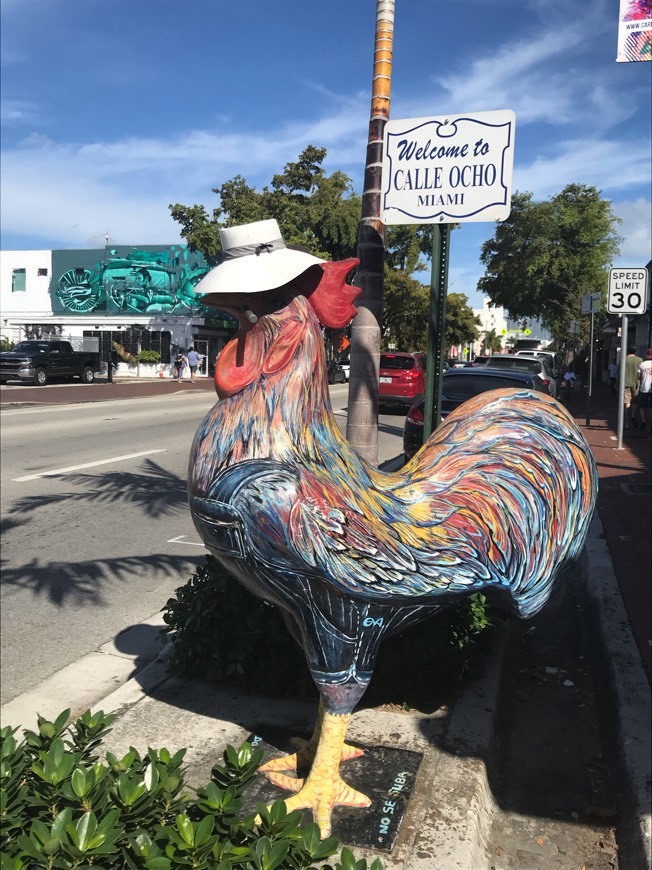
608 268 648 315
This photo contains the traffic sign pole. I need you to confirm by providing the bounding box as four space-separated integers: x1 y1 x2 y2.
585 309 595 427
616 315 628 450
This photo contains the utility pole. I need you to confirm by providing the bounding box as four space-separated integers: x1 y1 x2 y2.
346 0 395 466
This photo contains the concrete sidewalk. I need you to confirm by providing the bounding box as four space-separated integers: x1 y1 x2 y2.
1 378 650 868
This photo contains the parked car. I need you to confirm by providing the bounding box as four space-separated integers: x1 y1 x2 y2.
378 351 427 408
327 360 347 384
447 358 466 368
337 355 350 381
0 340 102 386
402 367 549 458
515 349 561 379
485 353 558 398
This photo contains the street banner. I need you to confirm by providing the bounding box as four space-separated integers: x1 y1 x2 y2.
382 110 515 225
616 0 652 62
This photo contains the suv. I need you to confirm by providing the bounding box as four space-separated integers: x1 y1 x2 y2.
402 367 548 458
378 352 426 407
515 349 560 379
486 354 557 398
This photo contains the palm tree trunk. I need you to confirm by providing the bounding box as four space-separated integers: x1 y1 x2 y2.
346 0 395 466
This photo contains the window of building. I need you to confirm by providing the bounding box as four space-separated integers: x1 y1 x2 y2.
37 268 48 277
83 328 172 364
12 268 26 292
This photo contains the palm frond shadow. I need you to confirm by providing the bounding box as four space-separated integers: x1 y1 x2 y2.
9 460 188 521
4 460 199 605
0 553 196 606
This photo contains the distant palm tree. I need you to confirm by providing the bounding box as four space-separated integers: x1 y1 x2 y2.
483 328 504 354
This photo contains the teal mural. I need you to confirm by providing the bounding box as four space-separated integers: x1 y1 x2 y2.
51 245 212 315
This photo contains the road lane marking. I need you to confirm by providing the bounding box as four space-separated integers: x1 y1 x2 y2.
167 535 206 547
13 450 167 481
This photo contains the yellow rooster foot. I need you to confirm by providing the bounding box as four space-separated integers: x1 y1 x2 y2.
259 739 364 777
282 775 372 839
260 709 371 839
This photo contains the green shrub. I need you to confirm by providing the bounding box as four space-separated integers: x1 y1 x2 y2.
0 709 383 869
0 339 16 352
136 350 161 365
162 556 497 712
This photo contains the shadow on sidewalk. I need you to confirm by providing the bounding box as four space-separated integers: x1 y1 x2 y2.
567 383 651 683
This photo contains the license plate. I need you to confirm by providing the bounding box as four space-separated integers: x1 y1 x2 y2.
379 377 392 384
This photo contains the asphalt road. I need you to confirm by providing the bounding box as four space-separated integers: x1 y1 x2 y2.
0 382 406 704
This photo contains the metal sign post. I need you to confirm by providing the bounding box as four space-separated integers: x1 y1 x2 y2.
586 309 595 427
616 315 628 449
423 225 450 439
581 291 601 427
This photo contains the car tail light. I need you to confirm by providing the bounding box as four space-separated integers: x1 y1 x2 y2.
542 378 550 387
400 370 421 380
406 405 425 426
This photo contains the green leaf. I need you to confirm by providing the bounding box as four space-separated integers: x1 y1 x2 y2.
71 767 90 798
193 814 214 847
175 813 194 847
143 763 159 791
266 840 290 869
68 811 97 851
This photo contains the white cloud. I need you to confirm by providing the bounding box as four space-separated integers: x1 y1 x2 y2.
516 138 652 198
0 98 370 247
612 198 652 264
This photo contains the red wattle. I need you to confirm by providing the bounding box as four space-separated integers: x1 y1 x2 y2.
214 328 266 399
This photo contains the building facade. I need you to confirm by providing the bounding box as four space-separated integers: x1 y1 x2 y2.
0 245 236 376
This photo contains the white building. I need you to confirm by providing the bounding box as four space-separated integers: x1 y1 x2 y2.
0 245 236 377
472 297 508 354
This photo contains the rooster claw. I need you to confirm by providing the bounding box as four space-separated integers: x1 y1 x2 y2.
259 741 364 776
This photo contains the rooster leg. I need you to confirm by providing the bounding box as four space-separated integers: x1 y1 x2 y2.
275 710 371 838
260 700 364 780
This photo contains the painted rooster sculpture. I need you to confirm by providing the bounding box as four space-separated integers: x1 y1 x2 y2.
188 220 597 837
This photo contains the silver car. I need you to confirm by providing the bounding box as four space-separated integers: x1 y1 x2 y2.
485 354 558 398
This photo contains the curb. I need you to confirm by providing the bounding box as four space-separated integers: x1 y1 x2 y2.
583 513 652 870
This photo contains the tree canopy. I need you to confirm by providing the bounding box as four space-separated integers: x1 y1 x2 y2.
169 146 361 264
478 184 622 346
445 293 481 349
170 146 479 355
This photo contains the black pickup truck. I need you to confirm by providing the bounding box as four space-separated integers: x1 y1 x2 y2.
0 340 102 386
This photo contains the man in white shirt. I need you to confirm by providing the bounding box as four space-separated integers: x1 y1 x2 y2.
638 348 652 435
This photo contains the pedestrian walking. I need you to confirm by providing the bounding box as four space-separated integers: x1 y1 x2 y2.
174 350 187 383
561 366 577 404
638 348 652 435
624 347 643 430
608 360 619 394
187 346 204 384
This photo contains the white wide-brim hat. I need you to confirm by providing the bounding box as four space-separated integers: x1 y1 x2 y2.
194 219 325 296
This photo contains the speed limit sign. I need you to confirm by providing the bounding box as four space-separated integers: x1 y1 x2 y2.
608 268 648 315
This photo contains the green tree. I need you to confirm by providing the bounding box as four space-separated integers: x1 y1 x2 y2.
446 292 481 350
170 146 435 357
482 328 503 354
382 269 430 351
478 184 621 347
169 146 361 264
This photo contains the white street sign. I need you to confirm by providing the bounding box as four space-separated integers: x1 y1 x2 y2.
382 110 515 225
581 291 602 315
608 268 649 315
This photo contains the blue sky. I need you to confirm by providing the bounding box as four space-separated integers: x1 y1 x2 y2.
1 0 650 307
